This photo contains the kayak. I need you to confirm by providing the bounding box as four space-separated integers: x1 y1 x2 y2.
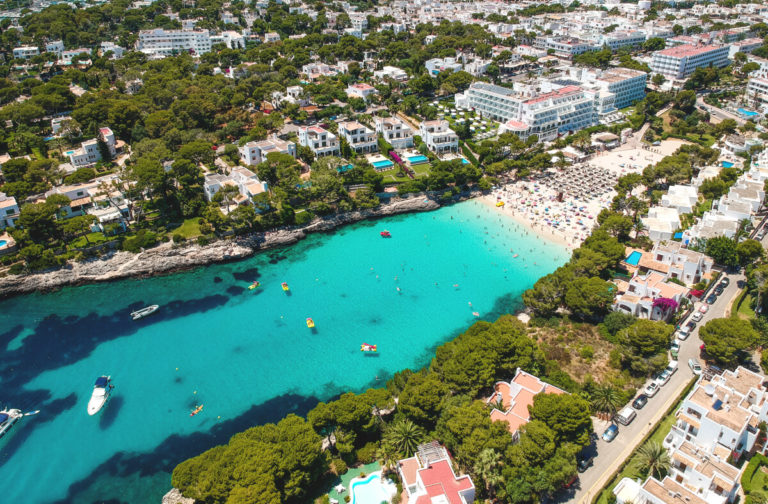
281 282 290 292
306 318 315 328
190 405 204 417
380 230 391 238
361 343 377 352
249 281 260 290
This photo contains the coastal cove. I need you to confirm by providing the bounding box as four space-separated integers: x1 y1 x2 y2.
0 199 568 503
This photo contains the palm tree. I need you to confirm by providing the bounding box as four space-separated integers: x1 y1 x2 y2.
473 448 503 498
633 442 670 479
590 385 623 419
383 419 425 458
377 441 399 476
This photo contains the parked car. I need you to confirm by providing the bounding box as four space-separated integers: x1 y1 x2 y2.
632 394 649 409
699 304 709 313
688 359 702 376
670 341 680 359
685 321 697 332
706 294 717 305
714 286 724 296
577 455 595 473
645 381 660 397
656 369 673 386
719 277 730 287
602 424 619 442
692 312 703 322
676 329 690 341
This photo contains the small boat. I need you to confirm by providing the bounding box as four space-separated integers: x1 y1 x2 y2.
0 408 23 439
190 405 204 417
360 343 377 352
306 318 315 328
281 282 290 292
87 376 112 416
248 281 260 290
380 230 391 238
496 201 505 207
131 305 159 321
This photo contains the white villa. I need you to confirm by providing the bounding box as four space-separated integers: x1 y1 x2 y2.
204 168 267 204
239 136 296 166
419 120 459 155
69 127 117 168
298 126 340 157
397 442 475 504
374 117 413 149
338 121 377 154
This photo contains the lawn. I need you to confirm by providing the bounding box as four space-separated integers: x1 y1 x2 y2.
751 467 768 501
378 167 407 185
170 218 203 239
594 378 697 504
70 232 112 249
411 163 431 177
732 290 756 321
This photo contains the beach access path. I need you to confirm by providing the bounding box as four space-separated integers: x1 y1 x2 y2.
557 270 745 504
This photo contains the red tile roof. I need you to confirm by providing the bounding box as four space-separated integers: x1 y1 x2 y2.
413 460 474 504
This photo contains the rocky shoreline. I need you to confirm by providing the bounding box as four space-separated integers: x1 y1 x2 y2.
0 195 441 299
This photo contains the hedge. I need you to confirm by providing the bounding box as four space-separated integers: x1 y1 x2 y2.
741 453 768 493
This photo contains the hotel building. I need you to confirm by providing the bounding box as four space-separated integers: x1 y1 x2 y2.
136 29 212 57
650 44 730 81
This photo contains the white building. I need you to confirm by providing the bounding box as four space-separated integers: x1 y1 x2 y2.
136 29 212 57
425 57 463 77
746 76 768 114
373 66 408 82
13 46 39 60
298 126 340 157
301 63 341 81
100 42 125 59
0 192 19 229
419 120 459 154
263 32 280 43
642 206 681 242
239 136 296 166
661 185 699 214
612 270 688 320
650 44 730 81
346 83 378 100
375 117 414 149
59 48 91 66
69 128 117 167
204 168 267 204
45 40 64 57
338 121 377 154
211 31 246 49
728 38 763 59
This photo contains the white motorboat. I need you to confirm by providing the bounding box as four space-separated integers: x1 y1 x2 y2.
87 376 112 416
0 408 23 439
131 305 159 321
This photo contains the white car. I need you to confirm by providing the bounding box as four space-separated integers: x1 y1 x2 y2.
692 312 703 322
699 304 709 314
676 329 690 341
645 382 660 397
655 370 672 386
688 359 702 376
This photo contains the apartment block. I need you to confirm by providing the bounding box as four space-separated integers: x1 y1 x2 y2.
136 29 212 57
746 76 768 114
650 44 730 81
0 192 19 229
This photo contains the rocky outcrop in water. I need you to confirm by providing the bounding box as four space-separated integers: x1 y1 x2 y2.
0 196 440 298
161 488 195 504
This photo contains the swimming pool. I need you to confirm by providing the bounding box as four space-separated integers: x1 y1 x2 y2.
0 240 6 248
461 158 469 164
371 159 394 170
625 251 642 266
408 155 428 164
351 472 395 504
722 161 734 168
65 150 75 155
737 108 759 117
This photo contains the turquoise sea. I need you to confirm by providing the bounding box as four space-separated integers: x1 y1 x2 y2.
0 200 568 503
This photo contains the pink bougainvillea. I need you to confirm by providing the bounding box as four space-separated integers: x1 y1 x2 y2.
653 297 679 312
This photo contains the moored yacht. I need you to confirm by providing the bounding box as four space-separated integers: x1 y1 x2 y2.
0 408 23 439
131 305 159 321
87 376 113 416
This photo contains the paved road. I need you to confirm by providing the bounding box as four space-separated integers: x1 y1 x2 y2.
696 97 746 125
559 270 745 504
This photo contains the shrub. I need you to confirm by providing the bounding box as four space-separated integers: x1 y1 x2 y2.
332 458 347 476
344 496 350 503
172 234 186 244
356 441 379 464
295 210 314 227
742 454 768 493
579 345 594 360
197 235 211 246
8 263 24 275
122 230 158 253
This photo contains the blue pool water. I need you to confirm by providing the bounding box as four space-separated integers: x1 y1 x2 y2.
0 240 6 247
722 161 734 168
737 108 758 117
0 200 567 503
625 250 642 266
408 155 428 164
372 160 394 170
352 472 393 504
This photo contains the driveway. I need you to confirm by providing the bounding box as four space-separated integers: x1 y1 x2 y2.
696 96 746 125
558 271 745 504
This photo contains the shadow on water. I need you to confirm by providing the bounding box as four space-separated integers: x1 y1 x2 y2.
52 392 324 504
0 294 231 397
226 286 245 296
231 268 260 282
99 395 124 431
0 392 77 465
